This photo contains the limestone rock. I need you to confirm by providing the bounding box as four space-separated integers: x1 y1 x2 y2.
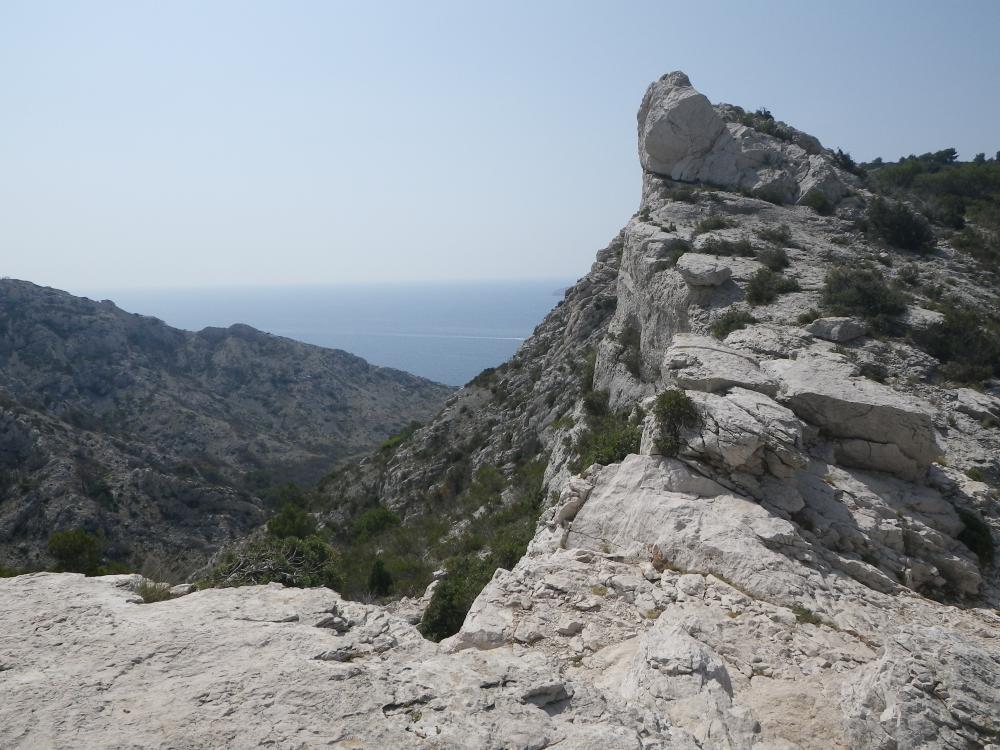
663 334 778 396
763 353 943 478
0 573 671 749
637 71 853 206
676 253 733 286
805 317 867 343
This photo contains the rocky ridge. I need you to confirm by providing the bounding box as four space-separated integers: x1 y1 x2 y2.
2 73 999 748
0 280 450 572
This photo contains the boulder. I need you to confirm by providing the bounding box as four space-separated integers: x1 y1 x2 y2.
763 353 943 478
637 71 853 206
675 253 733 286
663 334 778 396
953 387 1000 422
804 317 866 343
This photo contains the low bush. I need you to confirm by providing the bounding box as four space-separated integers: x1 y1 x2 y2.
267 503 317 540
351 506 401 541
755 223 794 246
667 187 699 203
693 216 736 235
701 236 756 257
653 390 699 456
911 303 1000 383
801 191 833 216
48 528 103 575
572 407 642 472
378 421 421 454
367 558 394 596
710 310 757 339
134 578 173 604
952 226 999 264
617 324 642 378
746 269 800 305
204 535 343 590
791 604 824 626
756 246 790 271
820 267 908 331
736 107 793 142
864 197 934 253
418 555 494 641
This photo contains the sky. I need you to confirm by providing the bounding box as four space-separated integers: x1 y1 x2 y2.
1 1 998 291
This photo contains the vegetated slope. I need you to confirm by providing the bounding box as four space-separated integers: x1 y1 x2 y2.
0 279 451 573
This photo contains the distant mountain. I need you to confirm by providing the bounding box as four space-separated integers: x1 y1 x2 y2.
0 279 451 572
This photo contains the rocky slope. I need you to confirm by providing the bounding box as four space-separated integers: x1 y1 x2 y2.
2 72 999 748
0 280 450 572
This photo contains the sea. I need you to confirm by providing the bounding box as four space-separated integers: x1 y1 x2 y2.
79 280 572 387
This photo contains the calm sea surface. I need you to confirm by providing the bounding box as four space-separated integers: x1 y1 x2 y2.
80 281 570 386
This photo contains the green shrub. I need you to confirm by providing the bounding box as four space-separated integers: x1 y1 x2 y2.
367 558 394 596
736 107 793 142
897 264 920 286
0 564 25 578
693 216 736 235
801 190 833 215
756 246 790 271
956 508 994 566
864 197 934 253
820 267 908 331
653 390 699 456
378 421 421 454
755 223 794 246
710 310 757 339
418 556 494 641
966 467 987 482
572 410 641 471
833 148 865 177
267 503 317 540
204 535 343 589
134 578 173 603
667 187 699 203
48 528 103 575
617 324 642 378
952 226 999 264
791 604 824 625
579 350 597 391
700 236 756 257
911 303 1000 383
745 269 800 305
351 506 401 542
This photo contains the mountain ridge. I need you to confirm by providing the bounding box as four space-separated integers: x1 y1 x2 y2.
0 277 452 572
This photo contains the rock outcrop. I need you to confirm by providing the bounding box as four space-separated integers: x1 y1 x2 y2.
638 72 857 206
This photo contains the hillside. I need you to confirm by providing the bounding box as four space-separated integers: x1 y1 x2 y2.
0 279 451 573
2 72 999 748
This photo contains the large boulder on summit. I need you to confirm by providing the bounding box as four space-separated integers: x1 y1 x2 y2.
637 71 854 206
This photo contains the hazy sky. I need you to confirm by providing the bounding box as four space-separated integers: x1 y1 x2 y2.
2 1 998 290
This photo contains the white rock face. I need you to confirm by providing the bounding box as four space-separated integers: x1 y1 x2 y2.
449 455 1000 749
663 334 778 396
0 573 680 749
763 353 943 478
637 72 854 206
